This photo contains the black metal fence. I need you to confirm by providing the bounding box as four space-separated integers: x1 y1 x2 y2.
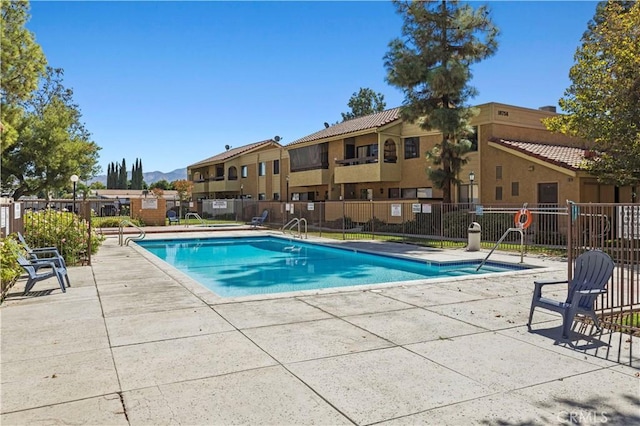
567 203 639 336
204 199 568 251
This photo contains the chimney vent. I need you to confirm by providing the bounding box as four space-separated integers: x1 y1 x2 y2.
539 105 557 113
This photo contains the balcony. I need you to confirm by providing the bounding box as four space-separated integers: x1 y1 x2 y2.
289 169 330 187
334 158 401 184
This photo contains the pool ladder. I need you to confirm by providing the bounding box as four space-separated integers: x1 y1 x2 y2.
185 212 205 226
282 217 307 239
119 220 146 246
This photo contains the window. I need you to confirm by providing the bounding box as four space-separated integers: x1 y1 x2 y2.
357 144 378 161
401 188 417 198
384 139 397 163
511 182 519 196
273 159 280 175
241 165 248 178
258 162 266 176
228 166 238 181
496 165 502 180
215 166 224 180
273 193 280 201
496 186 503 201
404 137 420 159
290 143 329 172
388 188 400 199
417 188 433 198
258 193 266 200
345 137 356 159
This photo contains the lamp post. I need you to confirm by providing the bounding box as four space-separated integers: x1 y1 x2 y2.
469 171 475 206
240 184 244 222
70 174 79 214
286 175 290 203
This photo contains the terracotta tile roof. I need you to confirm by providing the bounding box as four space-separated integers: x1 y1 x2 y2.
489 137 590 171
288 108 402 146
188 139 281 168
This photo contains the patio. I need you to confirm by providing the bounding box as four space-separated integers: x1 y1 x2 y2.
1 233 638 425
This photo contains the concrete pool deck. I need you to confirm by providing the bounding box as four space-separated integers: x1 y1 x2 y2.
1 231 638 425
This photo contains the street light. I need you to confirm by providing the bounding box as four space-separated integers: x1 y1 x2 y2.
70 174 79 214
240 184 244 222
469 171 475 205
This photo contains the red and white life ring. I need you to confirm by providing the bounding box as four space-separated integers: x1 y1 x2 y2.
514 208 533 229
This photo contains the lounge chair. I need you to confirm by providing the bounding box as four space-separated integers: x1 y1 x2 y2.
17 232 67 269
167 210 180 225
251 210 269 228
17 255 69 294
527 249 614 339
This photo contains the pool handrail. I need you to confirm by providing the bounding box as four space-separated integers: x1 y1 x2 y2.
119 220 146 246
282 217 307 239
185 212 205 227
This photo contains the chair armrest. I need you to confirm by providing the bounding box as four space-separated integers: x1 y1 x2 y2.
31 247 60 253
576 289 607 295
533 279 568 287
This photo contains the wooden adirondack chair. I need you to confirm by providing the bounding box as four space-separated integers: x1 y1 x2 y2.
527 250 614 339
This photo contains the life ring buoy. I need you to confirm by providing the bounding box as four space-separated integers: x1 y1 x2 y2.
514 208 533 229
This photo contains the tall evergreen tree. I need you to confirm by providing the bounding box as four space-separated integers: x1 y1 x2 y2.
544 1 639 194
384 0 498 202
118 158 127 189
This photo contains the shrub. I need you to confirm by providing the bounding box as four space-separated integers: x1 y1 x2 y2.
24 209 105 265
1 237 23 294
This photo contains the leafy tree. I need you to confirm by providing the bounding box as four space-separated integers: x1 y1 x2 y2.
1 67 100 199
149 179 172 191
544 0 640 194
172 179 193 218
341 88 387 121
89 181 106 190
1 0 47 151
384 0 498 203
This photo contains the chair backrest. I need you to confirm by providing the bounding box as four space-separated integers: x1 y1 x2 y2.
17 232 31 251
260 210 269 220
568 250 615 308
17 255 37 277
167 210 178 219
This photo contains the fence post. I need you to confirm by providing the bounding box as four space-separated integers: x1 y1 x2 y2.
567 200 574 282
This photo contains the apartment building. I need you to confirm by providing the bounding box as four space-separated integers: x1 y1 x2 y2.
188 102 633 206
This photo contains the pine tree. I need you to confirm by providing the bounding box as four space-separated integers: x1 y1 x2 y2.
384 0 498 203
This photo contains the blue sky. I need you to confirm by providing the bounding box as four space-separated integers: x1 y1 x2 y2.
27 1 598 175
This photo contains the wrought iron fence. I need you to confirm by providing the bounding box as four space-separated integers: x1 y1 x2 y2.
567 202 639 336
221 200 569 251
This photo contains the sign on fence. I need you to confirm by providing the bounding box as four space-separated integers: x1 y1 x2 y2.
307 203 314 211
391 204 402 217
617 205 640 239
212 200 228 209
412 203 421 213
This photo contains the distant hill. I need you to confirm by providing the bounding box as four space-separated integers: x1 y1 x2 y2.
89 167 187 185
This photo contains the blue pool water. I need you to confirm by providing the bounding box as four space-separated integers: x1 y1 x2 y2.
136 237 530 298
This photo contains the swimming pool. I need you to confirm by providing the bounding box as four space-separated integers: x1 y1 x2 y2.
136 237 531 297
